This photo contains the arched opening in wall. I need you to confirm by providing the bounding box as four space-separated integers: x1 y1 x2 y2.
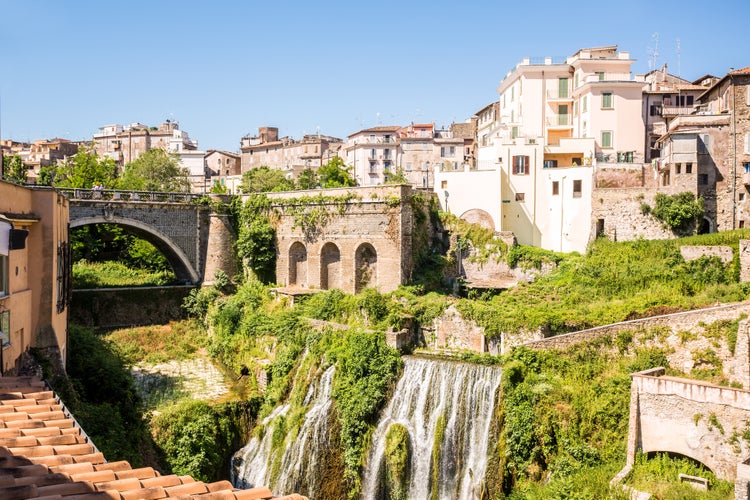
459 209 495 231
288 242 308 287
355 243 377 293
68 223 183 286
320 242 341 290
698 217 712 235
643 451 716 478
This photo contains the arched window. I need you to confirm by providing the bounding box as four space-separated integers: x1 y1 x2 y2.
288 242 307 286
320 242 341 290
355 243 377 292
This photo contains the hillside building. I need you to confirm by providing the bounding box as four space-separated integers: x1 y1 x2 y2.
92 120 198 168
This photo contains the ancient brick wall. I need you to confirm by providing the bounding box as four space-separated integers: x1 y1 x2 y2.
268 185 426 294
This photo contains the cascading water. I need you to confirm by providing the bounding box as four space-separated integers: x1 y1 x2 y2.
232 365 336 497
361 357 502 500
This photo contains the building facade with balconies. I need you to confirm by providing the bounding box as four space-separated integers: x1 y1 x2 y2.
240 127 344 181
435 46 647 253
92 120 198 168
344 126 402 186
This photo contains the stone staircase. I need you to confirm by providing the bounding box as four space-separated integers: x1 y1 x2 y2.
0 376 306 500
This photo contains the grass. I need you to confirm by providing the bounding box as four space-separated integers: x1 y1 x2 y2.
104 321 206 365
625 452 733 499
73 260 176 288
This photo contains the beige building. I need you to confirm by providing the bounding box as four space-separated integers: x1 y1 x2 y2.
92 120 198 168
656 66 750 233
205 150 241 193
436 46 648 253
240 127 344 180
344 126 401 186
0 181 69 374
1 138 79 184
397 123 473 189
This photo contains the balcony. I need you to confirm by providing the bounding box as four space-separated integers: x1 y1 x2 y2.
659 106 696 117
546 89 573 101
546 115 572 127
545 137 596 156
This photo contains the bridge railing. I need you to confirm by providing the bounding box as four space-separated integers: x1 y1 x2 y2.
58 188 203 203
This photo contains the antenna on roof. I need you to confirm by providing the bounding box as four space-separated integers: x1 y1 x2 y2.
647 32 659 72
676 38 681 78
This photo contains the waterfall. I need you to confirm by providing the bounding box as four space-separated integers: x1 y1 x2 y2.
233 365 336 497
361 357 502 500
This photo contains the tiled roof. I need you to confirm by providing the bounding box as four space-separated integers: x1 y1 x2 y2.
0 376 306 500
730 66 750 75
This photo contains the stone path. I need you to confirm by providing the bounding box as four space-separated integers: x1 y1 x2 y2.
132 357 230 406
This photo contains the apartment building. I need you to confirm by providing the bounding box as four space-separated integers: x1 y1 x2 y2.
240 127 344 180
655 66 750 233
0 181 69 374
1 139 79 184
92 120 198 168
436 46 647 253
642 65 715 162
396 123 471 189
344 126 401 186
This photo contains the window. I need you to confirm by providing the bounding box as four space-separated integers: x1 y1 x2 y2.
440 146 455 157
572 180 582 198
596 71 605 81
675 163 682 174
406 163 412 171
650 104 661 116
745 162 750 174
574 100 579 115
574 72 579 88
582 96 588 112
686 163 693 174
662 172 670 186
441 180 447 189
602 92 613 109
383 149 391 160
698 174 708 185
552 181 559 195
544 160 558 168
741 193 746 201
558 78 569 98
512 155 530 175
511 126 519 139
515 193 525 202
601 131 613 148
741 220 746 229
481 135 488 146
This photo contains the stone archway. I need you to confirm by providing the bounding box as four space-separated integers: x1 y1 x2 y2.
459 209 495 231
355 243 377 293
69 216 198 284
320 242 341 290
288 242 308 287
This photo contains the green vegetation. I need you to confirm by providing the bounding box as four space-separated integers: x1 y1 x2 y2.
232 194 277 282
3 154 27 184
240 165 295 193
384 424 411 500
118 148 190 192
151 399 259 482
104 321 205 364
317 157 356 188
648 192 705 234
33 325 153 467
45 143 118 188
625 452 733 499
73 260 175 287
457 231 750 338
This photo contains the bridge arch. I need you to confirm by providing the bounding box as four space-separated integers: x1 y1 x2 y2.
70 216 199 284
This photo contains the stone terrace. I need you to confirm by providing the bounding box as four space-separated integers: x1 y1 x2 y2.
0 376 305 500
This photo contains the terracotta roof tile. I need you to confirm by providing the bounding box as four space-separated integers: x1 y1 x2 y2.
0 377 305 500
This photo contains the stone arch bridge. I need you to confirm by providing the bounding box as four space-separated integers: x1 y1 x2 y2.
63 185 427 290
64 189 219 285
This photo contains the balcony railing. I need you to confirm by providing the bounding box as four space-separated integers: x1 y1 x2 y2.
59 188 201 203
659 105 696 117
546 89 572 100
546 115 572 127
595 151 643 164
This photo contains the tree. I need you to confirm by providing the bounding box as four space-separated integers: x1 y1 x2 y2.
118 149 190 192
3 155 27 184
240 165 293 193
384 166 409 185
318 157 356 188
651 192 704 234
296 168 319 190
52 144 118 188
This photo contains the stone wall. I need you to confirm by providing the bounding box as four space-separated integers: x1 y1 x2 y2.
629 369 750 482
590 187 674 242
70 286 192 328
741 240 750 283
680 245 733 263
268 185 428 294
430 304 486 352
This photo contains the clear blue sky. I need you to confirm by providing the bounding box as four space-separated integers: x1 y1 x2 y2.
1 0 747 153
